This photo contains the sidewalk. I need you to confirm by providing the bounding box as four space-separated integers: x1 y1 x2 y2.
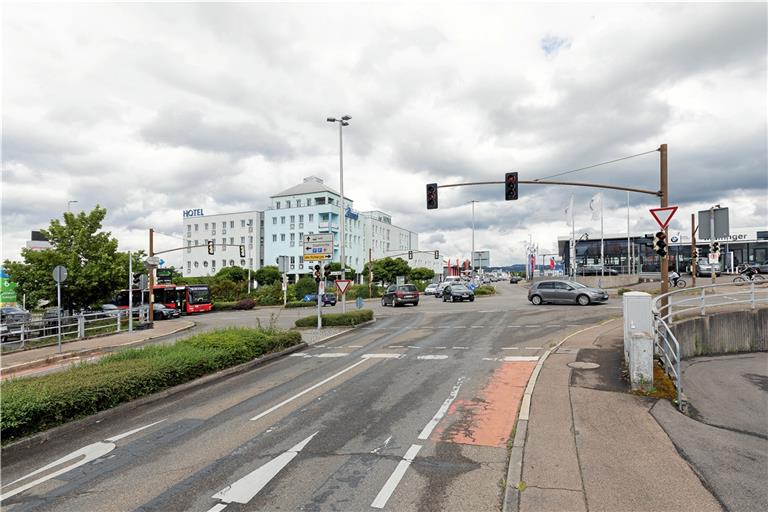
509 319 722 512
0 319 195 379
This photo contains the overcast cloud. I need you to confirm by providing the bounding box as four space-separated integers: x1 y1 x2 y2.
2 2 766 268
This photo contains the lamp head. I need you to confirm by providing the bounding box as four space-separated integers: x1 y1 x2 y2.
341 121 349 126
341 115 351 121
326 117 336 122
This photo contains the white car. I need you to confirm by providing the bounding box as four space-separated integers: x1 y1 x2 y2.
424 283 439 295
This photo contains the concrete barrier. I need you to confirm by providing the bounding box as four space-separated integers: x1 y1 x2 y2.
531 275 640 288
671 307 768 359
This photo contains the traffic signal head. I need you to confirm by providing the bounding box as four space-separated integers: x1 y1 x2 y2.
239 245 246 258
324 266 332 279
314 264 321 271
711 241 720 253
693 248 699 259
132 272 142 286
434 250 440 260
207 240 214 255
653 231 667 257
426 183 438 210
408 250 413 260
505 172 519 201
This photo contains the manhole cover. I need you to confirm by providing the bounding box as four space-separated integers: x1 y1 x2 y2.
568 362 600 369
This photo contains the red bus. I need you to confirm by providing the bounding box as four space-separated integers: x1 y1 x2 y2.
114 285 212 314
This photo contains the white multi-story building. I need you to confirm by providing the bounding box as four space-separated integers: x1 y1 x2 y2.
182 210 264 277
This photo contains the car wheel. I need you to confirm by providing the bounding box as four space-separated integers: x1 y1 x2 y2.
577 294 590 306
414 301 419 307
531 295 543 305
381 298 387 306
469 296 474 302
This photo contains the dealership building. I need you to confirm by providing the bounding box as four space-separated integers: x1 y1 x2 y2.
182 176 441 279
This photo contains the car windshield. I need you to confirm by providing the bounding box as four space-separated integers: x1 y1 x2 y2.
569 281 587 289
451 285 469 292
1 307 24 314
398 285 417 292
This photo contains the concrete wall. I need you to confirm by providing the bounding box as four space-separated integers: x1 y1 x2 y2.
531 275 640 288
671 308 768 359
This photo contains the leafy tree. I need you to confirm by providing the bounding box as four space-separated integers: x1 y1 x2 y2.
254 265 281 286
215 266 249 283
3 206 126 310
295 277 318 298
363 257 411 284
409 267 435 281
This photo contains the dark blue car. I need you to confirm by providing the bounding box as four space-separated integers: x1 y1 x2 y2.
302 293 337 306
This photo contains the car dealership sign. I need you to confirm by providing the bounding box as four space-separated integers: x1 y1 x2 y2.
183 208 204 218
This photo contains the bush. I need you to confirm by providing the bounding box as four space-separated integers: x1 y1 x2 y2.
347 284 382 299
617 288 632 295
253 283 282 306
235 298 257 310
294 277 318 299
474 285 496 295
212 301 237 311
295 309 374 328
0 328 302 442
285 301 316 308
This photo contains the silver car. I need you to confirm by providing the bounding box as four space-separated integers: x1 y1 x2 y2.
527 280 608 306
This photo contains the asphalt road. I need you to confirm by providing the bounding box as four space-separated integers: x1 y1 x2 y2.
1 283 619 512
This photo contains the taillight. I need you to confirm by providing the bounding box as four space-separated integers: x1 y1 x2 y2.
396 291 405 297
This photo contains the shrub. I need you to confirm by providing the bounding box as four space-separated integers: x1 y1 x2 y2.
212 301 237 311
294 277 318 298
235 298 257 310
285 301 316 308
0 328 301 442
474 285 496 295
348 284 382 299
617 288 632 295
253 283 282 306
295 309 373 328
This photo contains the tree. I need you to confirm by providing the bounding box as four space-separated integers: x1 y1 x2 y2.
254 265 281 286
363 257 411 284
3 206 126 310
409 267 435 281
294 277 317 298
215 266 249 283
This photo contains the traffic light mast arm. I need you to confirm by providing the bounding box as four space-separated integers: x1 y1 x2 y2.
436 180 661 197
153 243 244 255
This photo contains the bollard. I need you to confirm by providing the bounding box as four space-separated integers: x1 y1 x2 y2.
78 314 85 338
630 331 654 391
116 314 121 333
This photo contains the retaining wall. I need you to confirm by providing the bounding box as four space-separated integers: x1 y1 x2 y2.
531 275 640 288
671 307 768 359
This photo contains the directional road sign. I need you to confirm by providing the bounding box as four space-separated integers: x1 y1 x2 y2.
303 233 333 261
649 206 678 230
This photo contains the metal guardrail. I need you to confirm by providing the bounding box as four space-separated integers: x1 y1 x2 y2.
651 280 768 410
0 307 150 351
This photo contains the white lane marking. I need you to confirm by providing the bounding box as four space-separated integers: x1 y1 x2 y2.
418 376 465 440
417 355 449 360
470 325 484 328
524 347 543 350
206 504 228 512
371 444 422 509
452 346 469 350
362 353 402 359
1 420 165 502
483 356 540 362
315 345 327 348
389 345 405 348
371 435 393 454
433 346 446 349
211 432 318 506
507 325 521 328
407 345 422 349
437 326 452 329
606 306 622 309
290 353 309 357
347 345 363 348
545 325 562 327
317 353 351 358
453 326 467 329
250 360 368 421
501 347 519 350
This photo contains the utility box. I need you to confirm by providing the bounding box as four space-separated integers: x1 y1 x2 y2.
623 292 653 362
630 332 654 391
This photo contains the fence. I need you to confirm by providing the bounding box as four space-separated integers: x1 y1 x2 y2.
0 307 150 352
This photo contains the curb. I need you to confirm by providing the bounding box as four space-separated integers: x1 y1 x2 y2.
1 341 308 457
501 317 620 512
1 322 197 378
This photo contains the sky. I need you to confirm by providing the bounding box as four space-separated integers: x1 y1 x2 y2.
2 2 767 268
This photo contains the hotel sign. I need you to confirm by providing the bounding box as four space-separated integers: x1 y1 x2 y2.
183 208 205 218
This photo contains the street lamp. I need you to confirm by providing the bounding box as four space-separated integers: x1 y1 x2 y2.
468 200 477 278
327 115 351 313
67 200 78 212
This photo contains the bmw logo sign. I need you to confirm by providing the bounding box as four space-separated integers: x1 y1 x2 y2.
670 235 679 243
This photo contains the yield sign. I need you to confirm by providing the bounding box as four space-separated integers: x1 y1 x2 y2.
335 280 352 294
649 206 678 230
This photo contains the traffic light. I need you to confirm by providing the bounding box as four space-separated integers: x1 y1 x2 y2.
653 231 667 257
324 265 332 280
505 171 519 201
426 183 438 210
710 241 720 254
239 245 246 258
207 240 214 255
132 273 142 287
408 250 413 260
434 250 440 260
692 248 699 259
314 264 321 283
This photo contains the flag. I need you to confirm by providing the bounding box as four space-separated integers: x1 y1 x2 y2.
589 192 602 221
549 257 555 270
564 195 574 226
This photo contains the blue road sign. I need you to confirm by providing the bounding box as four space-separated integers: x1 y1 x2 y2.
159 259 165 267
356 296 364 309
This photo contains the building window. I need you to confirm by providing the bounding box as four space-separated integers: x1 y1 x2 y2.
299 256 304 263
309 214 314 222
230 221 234 228
290 233 295 241
249 236 253 244
240 259 246 266
204 223 208 230
193 261 198 268
290 215 295 223
299 232 303 240
241 220 246 227
272 234 277 242
290 256 295 264
315 197 326 205
230 237 234 245
222 259 227 267
281 216 286 224
222 238 226 251
276 201 281 209
273 217 277 224
299 214 304 223
203 261 208 267
230 260 235 266
187 262 192 270
194 224 199 231
240 236 245 244
281 234 286 242
286 200 291 208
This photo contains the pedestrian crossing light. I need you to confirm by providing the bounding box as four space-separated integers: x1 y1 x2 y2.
239 245 246 258
653 231 667 257
426 183 438 210
207 240 214 255
505 171 519 201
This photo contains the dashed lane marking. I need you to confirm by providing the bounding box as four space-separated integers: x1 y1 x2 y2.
417 355 449 360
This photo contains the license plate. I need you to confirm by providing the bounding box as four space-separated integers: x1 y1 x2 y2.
462 294 468 297
404 295 413 298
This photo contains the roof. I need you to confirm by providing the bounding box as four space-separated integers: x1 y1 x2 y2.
271 176 346 199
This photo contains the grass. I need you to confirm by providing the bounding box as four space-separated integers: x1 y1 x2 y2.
631 361 678 401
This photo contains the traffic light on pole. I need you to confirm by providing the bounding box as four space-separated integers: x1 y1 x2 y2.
314 264 321 283
207 240 214 255
692 248 699 259
408 250 413 260
324 265 332 280
239 245 246 258
653 231 667 257
711 241 720 254
434 250 440 260
505 172 518 201
426 183 438 210
132 273 142 287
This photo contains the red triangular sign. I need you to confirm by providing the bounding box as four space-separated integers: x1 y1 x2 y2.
335 280 352 294
649 206 678 230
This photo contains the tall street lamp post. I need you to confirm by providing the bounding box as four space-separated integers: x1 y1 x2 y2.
327 115 351 313
468 200 477 279
67 200 78 212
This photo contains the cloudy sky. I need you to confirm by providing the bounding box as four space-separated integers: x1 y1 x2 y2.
2 2 766 268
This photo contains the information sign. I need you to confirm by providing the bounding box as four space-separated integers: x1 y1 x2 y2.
303 234 333 261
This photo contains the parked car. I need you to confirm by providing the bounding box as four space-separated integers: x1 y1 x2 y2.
509 275 522 284
424 283 439 295
153 303 181 320
381 284 419 307
528 280 608 306
755 261 768 273
1 306 32 342
442 284 475 302
692 258 721 277
303 293 338 306
435 281 451 297
576 265 619 276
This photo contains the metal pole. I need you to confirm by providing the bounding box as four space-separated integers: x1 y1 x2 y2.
339 122 347 313
471 201 476 279
149 228 155 323
57 281 62 353
659 144 669 311
710 207 716 285
600 193 604 279
128 251 133 333
248 244 252 294
627 191 631 275
368 248 373 298
691 213 697 287
317 263 323 329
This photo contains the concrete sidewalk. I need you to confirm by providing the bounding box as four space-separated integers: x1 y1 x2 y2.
509 319 722 512
0 319 195 379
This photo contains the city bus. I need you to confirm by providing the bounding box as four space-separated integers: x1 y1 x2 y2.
113 284 212 314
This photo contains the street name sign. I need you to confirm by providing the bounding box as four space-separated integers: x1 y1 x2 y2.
336 280 352 294
303 233 333 261
649 206 678 230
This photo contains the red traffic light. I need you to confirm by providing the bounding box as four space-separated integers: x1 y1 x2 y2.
656 231 666 240
426 183 438 210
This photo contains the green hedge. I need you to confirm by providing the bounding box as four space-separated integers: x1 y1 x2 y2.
0 328 301 443
295 309 374 327
212 301 237 311
348 284 383 299
285 301 316 308
474 285 496 296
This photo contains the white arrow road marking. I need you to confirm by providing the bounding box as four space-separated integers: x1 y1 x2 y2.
418 376 465 440
370 435 393 454
0 419 165 502
209 431 318 509
250 359 368 421
371 444 422 509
